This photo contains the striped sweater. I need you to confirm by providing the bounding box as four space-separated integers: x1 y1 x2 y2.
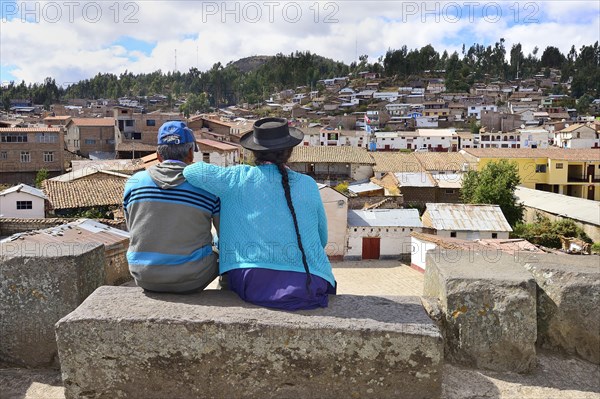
124 161 220 292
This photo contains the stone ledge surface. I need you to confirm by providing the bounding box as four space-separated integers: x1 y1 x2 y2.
56 286 443 399
522 253 600 364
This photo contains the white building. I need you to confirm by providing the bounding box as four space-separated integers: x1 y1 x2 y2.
373 92 399 102
554 124 599 149
467 104 498 120
385 103 411 116
195 139 240 167
318 184 349 259
416 129 458 152
518 128 552 149
317 128 368 147
421 203 512 240
0 184 47 218
410 232 541 272
346 209 423 260
415 116 439 128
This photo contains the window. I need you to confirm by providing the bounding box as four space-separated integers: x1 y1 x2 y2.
450 231 457 238
36 133 58 143
121 110 128 114
535 164 547 173
20 151 30 163
445 189 455 194
43 152 54 162
146 119 156 126
556 163 563 169
16 201 33 210
202 153 210 163
106 139 115 144
84 139 96 145
1 133 27 142
125 120 134 127
492 233 498 239
0 151 7 160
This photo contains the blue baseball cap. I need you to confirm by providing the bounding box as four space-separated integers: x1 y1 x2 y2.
157 121 198 151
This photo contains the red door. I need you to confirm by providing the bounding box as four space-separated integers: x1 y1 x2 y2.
362 237 380 260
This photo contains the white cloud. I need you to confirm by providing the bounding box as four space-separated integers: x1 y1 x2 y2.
1 0 598 84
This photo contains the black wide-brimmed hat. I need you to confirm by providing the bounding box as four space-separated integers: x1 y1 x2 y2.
240 117 303 152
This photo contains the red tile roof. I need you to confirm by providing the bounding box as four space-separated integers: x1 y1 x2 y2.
462 148 600 161
43 179 125 210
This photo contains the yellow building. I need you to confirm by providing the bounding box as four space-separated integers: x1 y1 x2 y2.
461 148 600 201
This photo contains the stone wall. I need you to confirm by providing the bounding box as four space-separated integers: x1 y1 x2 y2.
523 253 599 364
423 249 538 372
423 248 600 370
0 243 105 367
56 287 444 399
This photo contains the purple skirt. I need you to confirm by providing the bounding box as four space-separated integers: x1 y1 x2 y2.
227 268 336 311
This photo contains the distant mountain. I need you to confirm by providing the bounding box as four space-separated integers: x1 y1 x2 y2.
229 56 273 73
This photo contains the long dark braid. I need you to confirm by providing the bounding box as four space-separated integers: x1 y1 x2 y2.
254 149 312 294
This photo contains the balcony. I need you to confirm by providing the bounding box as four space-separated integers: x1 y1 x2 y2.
567 175 600 183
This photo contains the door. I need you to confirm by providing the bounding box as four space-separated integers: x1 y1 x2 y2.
588 185 595 200
362 237 380 260
587 165 595 181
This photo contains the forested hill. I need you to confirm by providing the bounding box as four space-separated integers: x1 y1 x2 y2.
1 41 598 111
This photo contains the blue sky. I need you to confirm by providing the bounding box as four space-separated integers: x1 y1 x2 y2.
1 1 599 85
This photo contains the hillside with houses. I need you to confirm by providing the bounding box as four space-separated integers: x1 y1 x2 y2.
1 43 599 254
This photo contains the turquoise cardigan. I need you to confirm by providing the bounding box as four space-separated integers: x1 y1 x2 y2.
183 163 335 287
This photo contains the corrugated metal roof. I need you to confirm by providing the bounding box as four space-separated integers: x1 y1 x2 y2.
394 172 436 187
0 127 61 133
348 209 422 227
424 203 512 232
348 181 383 194
50 169 130 182
0 184 47 199
515 186 600 226
70 118 115 127
0 219 129 251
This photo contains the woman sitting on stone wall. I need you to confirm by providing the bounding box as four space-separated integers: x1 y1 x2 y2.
183 117 336 310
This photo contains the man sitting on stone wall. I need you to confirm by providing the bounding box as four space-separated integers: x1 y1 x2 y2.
123 121 221 293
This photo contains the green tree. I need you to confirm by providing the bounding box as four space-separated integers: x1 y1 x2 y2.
512 215 592 248
576 93 593 115
35 168 49 188
179 93 210 117
461 160 524 227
